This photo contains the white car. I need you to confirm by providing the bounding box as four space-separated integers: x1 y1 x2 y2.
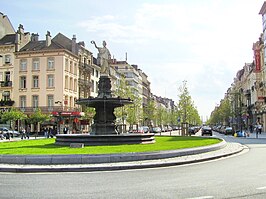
0 127 20 138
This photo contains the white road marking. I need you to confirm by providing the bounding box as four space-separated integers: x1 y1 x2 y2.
186 196 214 199
256 186 266 190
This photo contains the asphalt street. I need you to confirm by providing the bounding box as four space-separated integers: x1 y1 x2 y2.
1 131 266 198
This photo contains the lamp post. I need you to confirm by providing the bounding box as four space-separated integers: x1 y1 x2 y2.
227 92 243 133
55 101 62 134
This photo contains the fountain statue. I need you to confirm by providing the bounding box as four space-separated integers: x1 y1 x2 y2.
55 40 155 145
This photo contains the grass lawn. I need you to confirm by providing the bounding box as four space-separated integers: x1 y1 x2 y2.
0 136 221 155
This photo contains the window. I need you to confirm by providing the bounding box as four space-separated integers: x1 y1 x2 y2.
47 57 54 70
19 96 26 108
74 63 77 75
32 76 39 88
32 95 38 108
74 79 77 91
32 58 40 71
92 68 94 76
2 91 10 101
70 61 73 73
5 71 10 82
65 76 68 89
47 95 54 109
65 58 69 71
91 80 94 92
70 77 73 90
96 70 99 78
5 55 11 64
47 75 54 88
20 59 27 71
20 76 26 89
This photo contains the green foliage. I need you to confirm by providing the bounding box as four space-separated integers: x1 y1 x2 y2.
114 76 142 125
28 108 50 124
0 136 221 155
82 107 96 124
177 80 201 125
208 98 232 125
1 108 27 122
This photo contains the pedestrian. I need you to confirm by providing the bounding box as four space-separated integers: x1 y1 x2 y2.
26 125 30 139
0 130 4 140
44 127 48 138
21 128 26 139
63 126 68 134
249 124 253 134
257 122 262 134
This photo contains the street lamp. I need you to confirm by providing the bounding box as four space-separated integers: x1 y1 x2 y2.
55 101 62 134
226 91 243 133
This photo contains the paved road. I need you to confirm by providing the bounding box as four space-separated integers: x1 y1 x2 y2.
1 131 266 198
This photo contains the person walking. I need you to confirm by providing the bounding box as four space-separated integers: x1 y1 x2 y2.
21 127 26 140
257 122 262 134
26 125 30 139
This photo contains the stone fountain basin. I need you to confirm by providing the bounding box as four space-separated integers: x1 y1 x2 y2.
55 133 155 146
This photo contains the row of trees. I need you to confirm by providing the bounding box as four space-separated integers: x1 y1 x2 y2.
1 108 50 133
111 79 201 128
207 98 232 126
0 79 202 132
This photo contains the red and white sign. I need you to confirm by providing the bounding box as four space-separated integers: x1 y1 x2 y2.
254 49 261 72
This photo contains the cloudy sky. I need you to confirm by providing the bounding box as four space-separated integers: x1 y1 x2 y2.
2 0 264 120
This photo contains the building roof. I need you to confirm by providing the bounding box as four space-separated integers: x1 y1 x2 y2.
259 1 266 15
0 34 16 45
19 32 78 55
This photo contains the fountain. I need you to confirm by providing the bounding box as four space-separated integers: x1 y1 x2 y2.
55 40 155 146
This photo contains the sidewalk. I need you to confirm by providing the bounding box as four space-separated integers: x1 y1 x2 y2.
0 141 246 173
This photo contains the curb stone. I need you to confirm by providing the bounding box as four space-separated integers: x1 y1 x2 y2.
0 141 246 173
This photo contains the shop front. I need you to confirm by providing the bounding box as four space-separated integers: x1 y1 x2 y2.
52 111 84 134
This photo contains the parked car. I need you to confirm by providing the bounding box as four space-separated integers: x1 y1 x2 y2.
129 126 150 134
151 127 161 133
0 127 20 138
161 126 167 132
189 127 196 134
201 126 212 136
224 127 233 135
166 126 172 131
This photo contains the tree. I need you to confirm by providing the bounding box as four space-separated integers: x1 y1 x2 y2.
82 107 96 124
143 99 156 127
28 108 50 138
1 108 27 130
114 76 143 128
177 80 201 125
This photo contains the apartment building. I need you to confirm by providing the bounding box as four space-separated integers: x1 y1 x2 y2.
0 14 31 110
111 60 142 98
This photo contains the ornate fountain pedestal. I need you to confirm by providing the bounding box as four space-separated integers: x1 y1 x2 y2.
55 75 155 146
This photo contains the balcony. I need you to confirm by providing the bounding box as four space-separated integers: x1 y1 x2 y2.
0 99 15 107
79 62 92 72
0 81 12 87
78 78 92 87
19 106 80 114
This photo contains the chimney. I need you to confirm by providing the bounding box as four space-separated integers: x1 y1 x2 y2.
31 33 39 41
46 31 51 46
17 24 24 34
72 35 77 54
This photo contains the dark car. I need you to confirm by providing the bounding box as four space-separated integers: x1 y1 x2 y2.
201 126 212 136
224 127 233 135
189 127 196 134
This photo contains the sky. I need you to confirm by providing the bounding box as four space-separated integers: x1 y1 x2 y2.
1 0 264 120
